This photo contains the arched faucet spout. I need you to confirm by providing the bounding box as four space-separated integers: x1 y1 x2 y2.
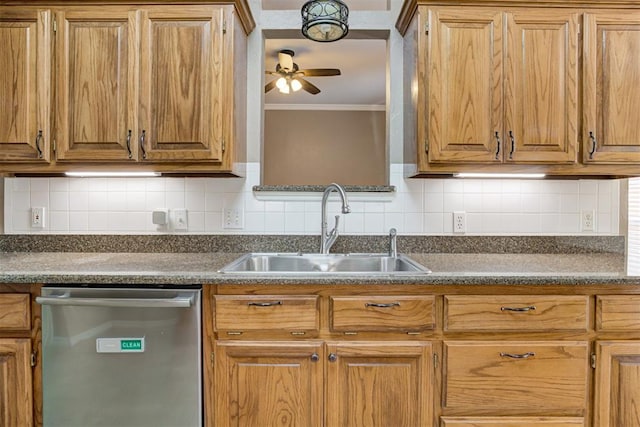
320 183 350 254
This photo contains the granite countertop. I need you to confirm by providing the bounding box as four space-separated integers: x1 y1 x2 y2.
0 251 634 286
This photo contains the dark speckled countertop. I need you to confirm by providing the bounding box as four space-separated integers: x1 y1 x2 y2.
0 251 633 286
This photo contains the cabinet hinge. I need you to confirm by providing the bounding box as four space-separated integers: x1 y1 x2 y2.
424 22 429 35
53 139 56 153
31 351 37 367
590 352 596 369
221 138 226 153
53 19 57 33
223 19 227 34
433 353 439 369
210 352 214 367
424 139 429 155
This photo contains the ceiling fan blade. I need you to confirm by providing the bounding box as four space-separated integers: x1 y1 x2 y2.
265 79 278 93
297 77 321 95
300 69 341 77
278 50 294 72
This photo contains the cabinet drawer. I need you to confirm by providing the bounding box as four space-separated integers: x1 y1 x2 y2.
440 417 585 426
330 295 435 332
443 341 589 412
596 295 640 331
214 295 319 333
444 295 588 331
0 294 30 331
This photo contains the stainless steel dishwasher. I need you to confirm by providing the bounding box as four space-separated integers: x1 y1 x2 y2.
37 286 202 427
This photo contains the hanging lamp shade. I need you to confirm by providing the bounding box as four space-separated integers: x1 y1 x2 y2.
301 0 349 43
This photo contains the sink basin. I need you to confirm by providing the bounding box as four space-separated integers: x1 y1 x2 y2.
218 253 431 274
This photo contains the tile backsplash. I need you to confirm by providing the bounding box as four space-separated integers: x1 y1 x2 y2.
3 164 620 235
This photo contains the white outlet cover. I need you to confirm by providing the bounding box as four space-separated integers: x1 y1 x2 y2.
173 209 188 231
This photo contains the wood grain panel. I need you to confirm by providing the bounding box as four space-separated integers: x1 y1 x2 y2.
443 341 589 412
214 295 319 332
0 338 32 427
0 294 30 331
444 295 589 331
594 341 640 427
55 9 137 161
214 341 323 427
325 341 433 427
504 10 578 164
583 12 640 163
330 295 435 332
440 417 585 426
0 9 50 162
596 295 640 331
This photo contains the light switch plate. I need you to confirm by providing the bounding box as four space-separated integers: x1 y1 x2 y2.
173 209 188 231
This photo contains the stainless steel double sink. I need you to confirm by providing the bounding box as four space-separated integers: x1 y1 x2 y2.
218 253 431 275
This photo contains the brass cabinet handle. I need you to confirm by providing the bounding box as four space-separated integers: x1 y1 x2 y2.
365 302 400 308
495 131 501 160
589 131 597 159
247 301 283 307
500 352 535 359
35 130 43 158
501 305 536 312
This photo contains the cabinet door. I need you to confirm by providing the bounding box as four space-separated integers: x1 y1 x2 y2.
440 417 585 426
583 13 640 163
139 6 224 162
55 9 138 161
594 341 640 427
0 338 32 427
504 10 578 164
214 341 323 427
325 341 433 427
425 7 503 164
0 9 51 162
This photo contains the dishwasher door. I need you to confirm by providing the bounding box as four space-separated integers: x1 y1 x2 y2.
38 286 202 427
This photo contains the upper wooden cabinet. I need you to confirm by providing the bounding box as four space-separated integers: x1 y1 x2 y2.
418 6 578 166
583 12 640 164
0 1 253 174
0 9 51 163
399 0 640 176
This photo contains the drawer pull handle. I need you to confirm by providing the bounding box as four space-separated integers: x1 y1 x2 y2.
365 302 400 308
328 353 338 362
248 301 283 307
500 351 535 359
501 305 536 312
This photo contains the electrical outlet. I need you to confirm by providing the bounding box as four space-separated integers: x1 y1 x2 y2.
31 207 45 228
223 206 244 229
453 211 466 233
582 210 595 232
173 209 188 231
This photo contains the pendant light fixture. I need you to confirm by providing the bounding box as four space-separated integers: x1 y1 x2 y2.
301 0 349 43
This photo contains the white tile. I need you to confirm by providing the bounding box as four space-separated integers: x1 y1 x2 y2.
50 192 69 211
402 212 422 234
521 194 540 213
579 194 597 212
185 178 207 192
443 193 464 213
107 178 127 192
12 191 30 211
304 212 321 234
244 191 264 213
30 178 49 192
520 180 541 194
404 178 423 193
423 213 444 234
403 192 423 212
205 212 223 232
462 179 483 193
443 180 464 193
466 213 483 233
559 213 580 234
518 214 541 233
88 211 109 231
125 179 146 192
145 177 165 192
188 211 205 232
479 213 504 233
126 192 147 211
364 213 385 234
364 202 385 213
501 180 521 194
165 178 185 192
205 192 223 212
540 214 562 233
69 211 89 232
481 193 501 213
424 192 444 213
88 178 108 192
69 192 89 211
264 212 285 233
166 192 185 209
88 192 109 211
481 179 502 193
579 180 598 195
384 212 404 233
11 178 30 192
500 194 522 213
30 191 49 208
463 193 483 212
12 209 30 232
265 201 285 212
68 178 89 192
50 178 69 192
598 213 611 234
284 201 305 213
49 211 69 232
344 212 365 233
107 192 127 211
146 192 166 211
424 179 444 194
559 194 579 213
186 192 206 212
539 194 561 213
284 212 305 233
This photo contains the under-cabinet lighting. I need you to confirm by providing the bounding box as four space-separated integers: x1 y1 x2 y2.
454 173 546 179
64 172 161 178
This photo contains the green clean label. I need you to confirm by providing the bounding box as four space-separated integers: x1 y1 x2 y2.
120 339 143 351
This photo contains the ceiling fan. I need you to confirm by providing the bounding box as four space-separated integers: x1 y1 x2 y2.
265 49 341 95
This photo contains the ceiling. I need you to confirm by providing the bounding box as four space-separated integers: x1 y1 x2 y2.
264 38 386 107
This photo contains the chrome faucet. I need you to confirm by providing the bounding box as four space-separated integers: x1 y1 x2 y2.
320 183 350 254
389 228 397 258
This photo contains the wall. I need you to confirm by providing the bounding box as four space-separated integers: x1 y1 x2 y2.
3 164 620 235
263 110 386 185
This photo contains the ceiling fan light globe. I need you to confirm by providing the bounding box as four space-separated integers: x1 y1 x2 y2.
301 0 349 43
291 79 303 92
279 83 290 94
275 77 288 90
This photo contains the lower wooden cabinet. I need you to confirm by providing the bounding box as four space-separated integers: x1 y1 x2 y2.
440 417 585 426
593 341 640 427
213 340 433 427
0 338 33 426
